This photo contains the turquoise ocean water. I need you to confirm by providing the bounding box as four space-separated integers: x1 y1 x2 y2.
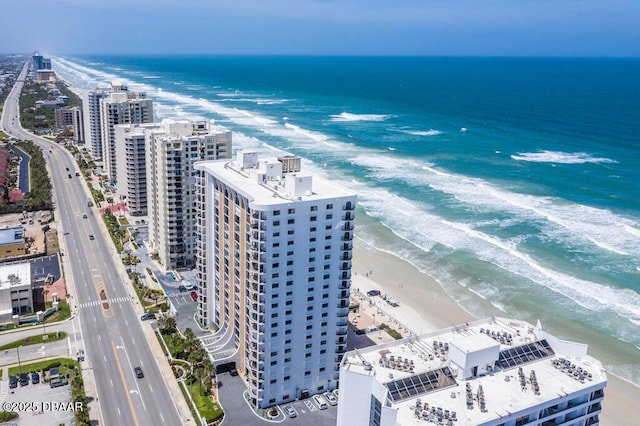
52 56 640 384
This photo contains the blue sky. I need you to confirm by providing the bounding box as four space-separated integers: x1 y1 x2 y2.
1 0 639 56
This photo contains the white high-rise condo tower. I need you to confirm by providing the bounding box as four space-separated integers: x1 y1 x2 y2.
195 151 357 409
147 119 232 270
100 84 153 184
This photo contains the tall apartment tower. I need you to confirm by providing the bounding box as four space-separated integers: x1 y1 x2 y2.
31 54 50 71
114 123 161 216
70 106 85 144
86 88 109 160
195 151 357 409
147 119 232 270
100 86 153 184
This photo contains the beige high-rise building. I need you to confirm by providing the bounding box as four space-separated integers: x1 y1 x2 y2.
195 151 357 409
147 119 232 270
100 84 153 184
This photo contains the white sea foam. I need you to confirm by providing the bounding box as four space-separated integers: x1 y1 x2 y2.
53 56 640 332
511 150 617 164
142 75 162 79
351 154 640 258
330 112 390 122
392 128 443 136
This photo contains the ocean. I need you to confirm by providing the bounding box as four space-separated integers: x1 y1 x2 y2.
51 55 640 385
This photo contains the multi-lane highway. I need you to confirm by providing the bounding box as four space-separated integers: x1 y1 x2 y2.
1 63 183 425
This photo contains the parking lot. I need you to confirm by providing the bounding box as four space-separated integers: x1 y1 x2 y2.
279 391 338 425
1 372 76 425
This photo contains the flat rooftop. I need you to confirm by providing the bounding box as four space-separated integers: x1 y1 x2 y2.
342 317 607 425
196 154 356 206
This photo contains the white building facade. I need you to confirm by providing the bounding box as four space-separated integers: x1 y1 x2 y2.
147 119 232 270
86 88 109 160
195 151 357 409
100 87 153 184
0 263 32 323
337 317 607 426
114 123 161 216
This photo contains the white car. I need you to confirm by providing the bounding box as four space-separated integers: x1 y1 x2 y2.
324 391 338 406
284 405 297 418
313 394 328 410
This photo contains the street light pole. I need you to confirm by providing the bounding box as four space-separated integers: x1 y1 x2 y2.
17 346 22 375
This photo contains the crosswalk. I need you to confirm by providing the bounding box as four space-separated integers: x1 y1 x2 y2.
0 380 7 405
78 296 131 309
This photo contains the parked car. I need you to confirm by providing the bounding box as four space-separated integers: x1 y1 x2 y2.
178 285 187 293
135 367 144 378
366 289 381 297
50 377 69 388
190 291 198 302
284 405 297 418
140 313 156 321
31 372 40 384
229 367 238 376
19 373 29 386
313 394 328 410
324 391 338 406
9 375 17 389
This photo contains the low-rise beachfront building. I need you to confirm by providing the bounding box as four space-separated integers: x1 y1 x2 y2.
337 317 606 426
0 262 33 322
195 151 356 408
0 226 27 259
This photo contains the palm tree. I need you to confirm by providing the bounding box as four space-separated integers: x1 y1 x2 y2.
161 316 177 335
183 327 198 354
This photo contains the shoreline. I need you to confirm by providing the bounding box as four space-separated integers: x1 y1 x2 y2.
352 238 640 425
57 67 639 424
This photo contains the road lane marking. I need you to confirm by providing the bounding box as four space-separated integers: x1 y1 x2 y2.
110 379 113 387
118 337 147 412
111 340 140 426
160 413 164 423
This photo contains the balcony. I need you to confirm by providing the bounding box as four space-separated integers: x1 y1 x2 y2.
342 223 354 231
343 202 355 211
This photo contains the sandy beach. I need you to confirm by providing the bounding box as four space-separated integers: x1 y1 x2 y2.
351 239 640 425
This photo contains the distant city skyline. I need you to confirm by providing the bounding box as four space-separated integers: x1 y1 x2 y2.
1 0 639 57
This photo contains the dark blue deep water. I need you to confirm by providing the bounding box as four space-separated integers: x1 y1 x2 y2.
54 55 640 383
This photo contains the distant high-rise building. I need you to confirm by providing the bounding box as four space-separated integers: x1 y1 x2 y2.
114 123 161 216
195 151 356 409
32 53 51 71
337 317 607 426
54 107 74 129
86 88 109 160
100 86 153 183
70 106 85 144
147 119 232 270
